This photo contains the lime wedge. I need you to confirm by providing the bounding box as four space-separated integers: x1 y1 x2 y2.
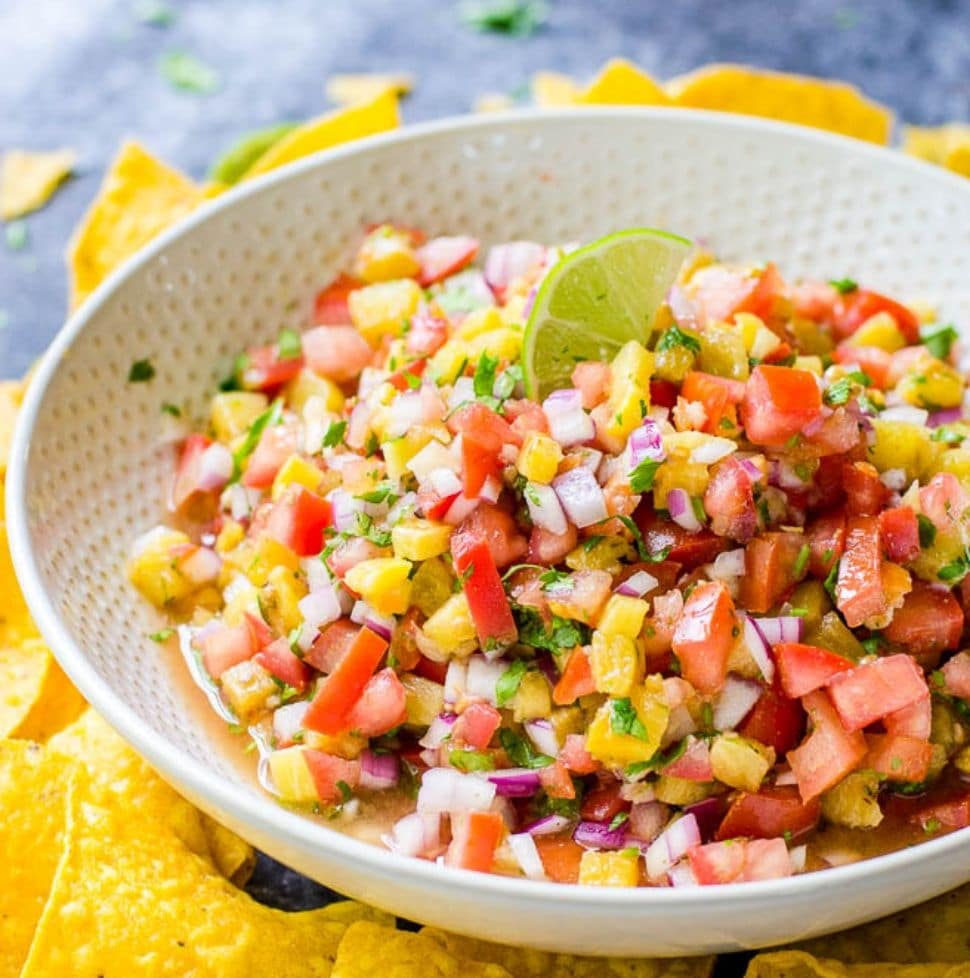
523 228 692 400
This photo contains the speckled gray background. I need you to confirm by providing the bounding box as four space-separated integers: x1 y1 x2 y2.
1 0 968 966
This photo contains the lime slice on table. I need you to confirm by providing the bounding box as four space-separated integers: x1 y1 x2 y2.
523 228 693 400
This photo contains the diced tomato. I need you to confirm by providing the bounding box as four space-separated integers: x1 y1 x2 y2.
806 510 846 577
539 760 576 799
804 407 861 457
774 643 855 699
420 488 460 522
671 580 737 694
264 486 333 556
842 461 888 517
452 702 502 750
534 834 584 883
884 694 932 740
255 637 311 692
662 737 713 782
633 508 728 570
242 421 299 489
200 623 255 679
865 733 933 783
304 626 388 734
559 733 599 775
832 344 892 389
791 280 838 321
416 236 479 286
649 378 680 408
450 538 518 648
716 786 821 841
704 456 757 542
528 524 578 565
325 536 389 578
241 344 304 392
826 654 929 732
171 434 220 510
302 325 375 383
388 357 427 391
571 361 610 409
919 473 970 533
878 506 921 564
942 651 970 699
450 504 527 570
690 838 791 884
741 838 795 881
304 618 358 673
244 610 275 648
302 750 360 804
832 288 920 344
461 435 501 499
787 690 867 802
738 532 805 614
552 647 595 706
883 582 964 659
412 654 448 685
681 371 745 434
580 781 629 823
446 811 505 873
345 668 408 737
689 263 785 325
741 366 822 447
406 307 449 357
313 273 362 325
447 401 517 450
835 515 885 628
907 788 970 831
738 682 806 756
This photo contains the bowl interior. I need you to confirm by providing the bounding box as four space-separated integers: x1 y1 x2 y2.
9 109 970 949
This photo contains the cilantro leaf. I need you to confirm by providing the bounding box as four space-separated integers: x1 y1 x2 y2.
538 568 571 591
495 659 529 707
499 728 553 768
829 278 858 294
5 220 28 251
134 0 175 26
629 458 662 494
611 514 670 563
512 606 589 655
460 0 548 36
449 749 496 772
921 323 959 361
931 426 965 446
128 358 156 383
161 402 181 417
473 350 500 400
610 698 649 740
277 327 302 360
823 558 840 601
159 50 221 94
148 628 175 642
322 420 347 449
656 324 701 356
233 398 283 477
938 555 970 584
917 513 937 549
356 482 398 505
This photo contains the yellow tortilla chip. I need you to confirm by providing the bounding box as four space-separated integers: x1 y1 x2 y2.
531 71 580 106
420 927 715 977
325 72 414 106
0 148 77 220
475 93 517 113
332 922 513 978
67 141 204 309
903 124 970 166
0 378 23 476
577 58 670 106
199 813 257 886
745 951 970 978
944 144 970 178
0 637 85 740
20 787 378 978
0 741 77 977
242 89 400 180
317 900 395 928
790 883 970 963
666 64 892 144
0 482 35 646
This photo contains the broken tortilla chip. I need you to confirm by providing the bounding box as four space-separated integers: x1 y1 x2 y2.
666 64 892 144
0 741 77 977
531 70 580 106
745 950 970 978
0 637 85 740
199 812 258 886
325 72 414 106
577 58 670 106
19 787 386 978
0 378 23 476
420 926 715 977
242 89 400 180
67 141 204 309
903 124 970 167
0 148 77 220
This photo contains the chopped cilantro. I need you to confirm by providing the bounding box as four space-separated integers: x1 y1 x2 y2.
134 0 175 25
499 728 553 768
792 543 810 579
823 558 840 600
538 568 571 591
148 627 175 642
582 535 605 553
691 496 707 525
5 220 28 251
938 555 970 584
449 749 496 772
609 811 630 831
629 458 661 494
513 606 590 656
829 278 858 294
233 398 283 477
917 513 937 549
923 817 941 834
401 369 422 390
219 352 249 391
824 378 854 406
335 779 354 804
860 635 886 655
931 426 965 446
656 324 701 356
699 702 714 733
322 419 347 449
277 327 302 360
227 722 245 735
460 0 548 36
356 482 398 505
534 792 581 820
128 358 156 383
493 363 523 401
473 350 500 399
921 322 959 361
363 431 380 456
161 401 181 417
611 514 670 563
624 738 688 777
159 50 221 94
610 698 649 740
495 659 529 707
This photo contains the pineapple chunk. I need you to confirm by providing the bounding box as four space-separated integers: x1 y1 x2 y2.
215 519 245 555
245 536 300 586
897 357 964 409
344 557 413 616
652 459 709 509
210 391 268 442
455 306 504 340
421 592 477 656
710 734 775 793
429 337 471 384
466 327 522 362
402 674 445 727
565 535 633 574
821 770 884 828
383 427 440 481
699 323 749 381
303 729 366 758
392 518 453 561
516 432 563 484
867 418 941 482
794 355 824 376
606 341 653 439
221 578 261 627
127 526 194 608
410 557 455 617
512 670 552 722
931 447 970 492
597 595 649 639
271 454 324 501
221 659 277 721
354 225 420 283
736 312 781 361
285 368 345 413
258 564 307 635
267 746 318 803
589 631 641 697
348 278 423 346
653 340 696 383
585 676 669 767
654 777 713 806
578 849 639 887
844 311 905 352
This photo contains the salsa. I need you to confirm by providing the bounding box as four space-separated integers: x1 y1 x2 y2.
129 224 970 887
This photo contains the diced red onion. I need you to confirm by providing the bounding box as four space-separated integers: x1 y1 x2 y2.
742 614 776 684
880 405 929 426
384 391 425 438
928 406 962 428
667 861 699 887
179 547 222 584
524 481 568 535
629 801 667 844
713 675 763 730
615 569 659 597
444 660 467 705
359 749 400 790
419 712 458 749
711 549 747 581
663 705 698 745
524 718 559 757
349 601 394 640
522 285 538 319
543 388 583 415
684 797 726 842
879 468 908 491
484 241 545 297
273 700 309 745
543 390 593 447
645 813 701 880
486 767 542 797
356 366 386 398
689 436 736 466
346 400 372 450
330 488 366 532
298 586 342 631
195 442 234 492
416 767 496 814
667 284 699 331
443 491 481 526
465 655 505 705
382 811 441 858
573 820 629 850
508 832 547 880
666 488 702 533
627 419 666 468
552 467 608 528
753 615 804 645
523 814 572 836
738 457 765 483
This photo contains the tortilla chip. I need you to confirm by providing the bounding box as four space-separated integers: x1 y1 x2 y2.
944 144 970 178
0 741 77 977
317 900 395 928
790 883 970 963
0 637 85 740
0 148 77 220
325 73 414 106
903 124 970 166
577 58 670 106
332 922 513 978
199 813 257 886
0 378 23 476
20 788 372 978
666 64 892 144
242 89 400 180
745 950 970 978
475 93 517 113
531 70 580 106
420 927 715 977
67 141 204 309
0 484 35 647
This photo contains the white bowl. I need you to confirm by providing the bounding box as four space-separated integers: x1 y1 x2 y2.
8 109 970 957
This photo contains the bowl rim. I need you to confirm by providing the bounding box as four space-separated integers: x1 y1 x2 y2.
7 106 970 911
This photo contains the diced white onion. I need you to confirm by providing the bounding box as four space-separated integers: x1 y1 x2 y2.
416 767 496 814
711 548 747 581
427 467 463 499
298 586 342 631
880 405 929 426
444 660 468 705
524 482 568 535
879 468 907 490
552 467 608 528
690 436 737 465
713 675 763 730
465 655 505 705
508 833 547 880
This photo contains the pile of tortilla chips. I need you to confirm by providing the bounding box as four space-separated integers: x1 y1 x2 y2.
1 66 969 978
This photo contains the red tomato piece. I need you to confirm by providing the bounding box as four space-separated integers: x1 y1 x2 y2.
171 433 217 510
908 789 970 831
200 624 255 679
446 811 505 872
633 508 728 570
833 288 920 344
804 407 861 457
738 532 805 614
942 651 970 699
302 750 360 804
738 682 806 756
302 324 375 383
807 510 846 577
552 647 595 706
661 737 713 782
919 473 970 533
688 840 747 884
571 361 610 409
832 343 892 389
244 611 275 649
461 435 501 499
842 461 888 517
884 694 932 740
559 734 599 775
689 263 785 325
865 732 933 783
241 344 304 392
704 456 757 542
580 781 630 823
791 280 837 321
452 702 502 750
528 524 578 565
416 235 479 286
388 357 427 392
304 618 358 673
412 654 449 685
345 667 408 737
534 834 584 883
254 637 311 692
774 643 855 700
835 515 886 628
878 506 921 564
681 371 745 434
406 307 449 357
826 654 929 732
242 422 299 489
741 366 822 447
450 504 527 570
671 580 737 694
447 401 517 451
741 838 794 881
716 785 821 841
649 378 679 408
304 626 388 734
313 273 362 325
787 690 867 802
450 538 518 649
264 486 333 556
538 760 576 799
883 582 964 659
